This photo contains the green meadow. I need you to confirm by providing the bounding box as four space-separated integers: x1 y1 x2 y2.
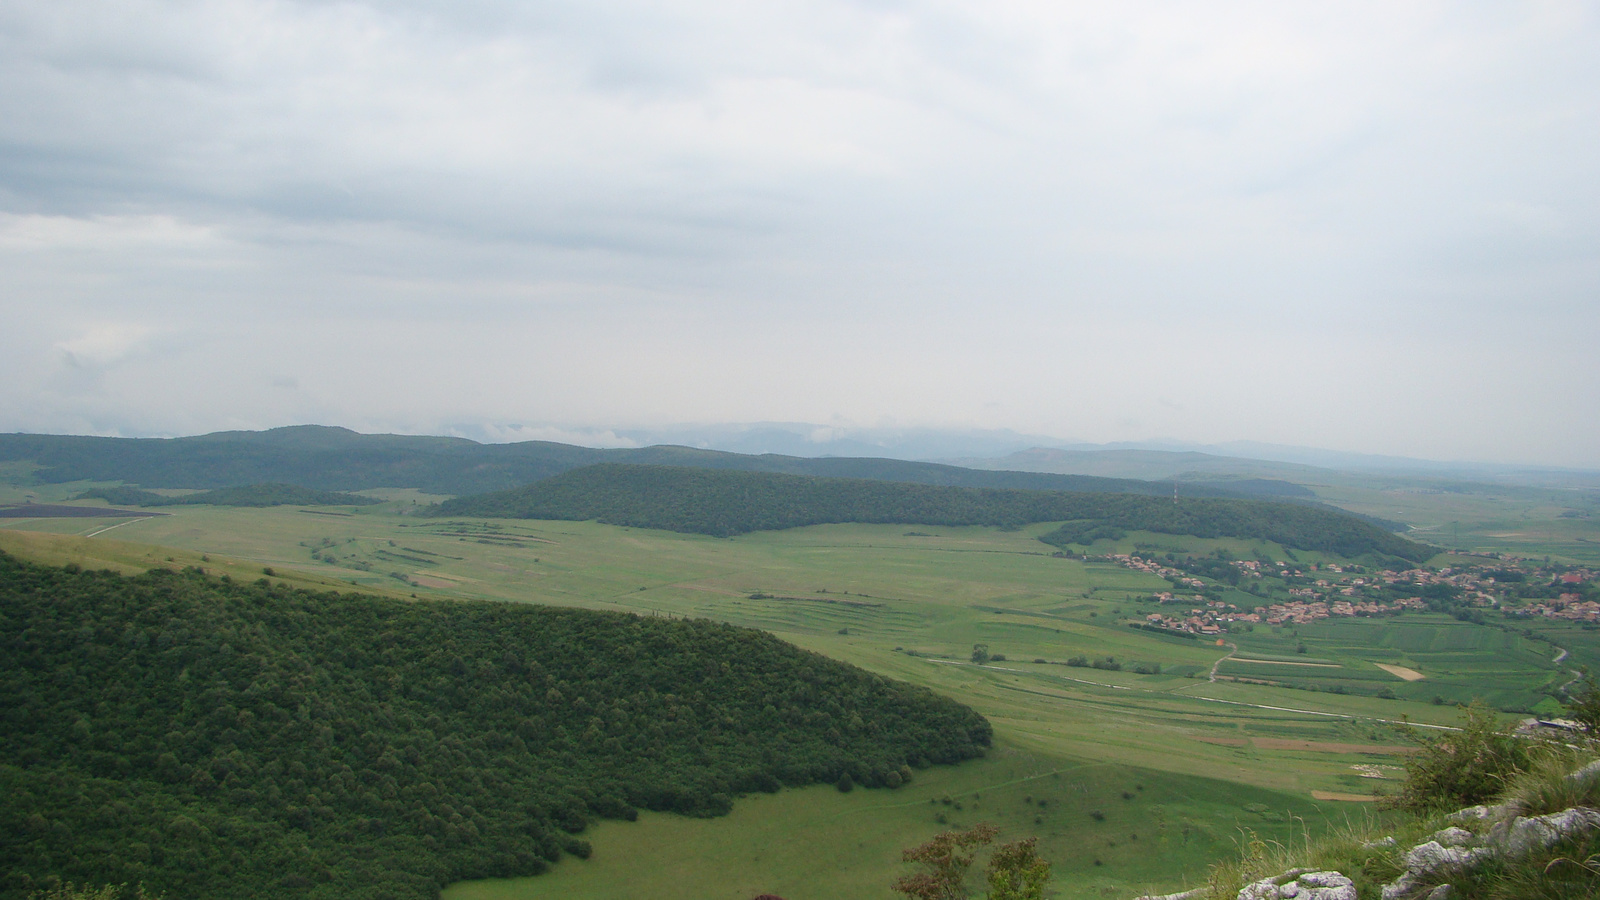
443 739 1344 900
2 483 1595 898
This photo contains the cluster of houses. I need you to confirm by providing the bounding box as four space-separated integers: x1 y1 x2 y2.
1256 597 1427 625
1142 598 1253 635
1105 554 1207 589
1516 594 1600 623
1140 596 1431 635
1103 551 1595 633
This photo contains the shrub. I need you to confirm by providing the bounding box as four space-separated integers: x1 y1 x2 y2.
1567 675 1600 735
1383 702 1536 813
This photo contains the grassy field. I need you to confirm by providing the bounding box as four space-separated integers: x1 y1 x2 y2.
1214 615 1565 711
443 738 1353 900
1308 481 1600 566
2 485 1593 898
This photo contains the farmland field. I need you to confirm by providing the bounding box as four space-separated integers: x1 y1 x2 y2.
1 484 1595 898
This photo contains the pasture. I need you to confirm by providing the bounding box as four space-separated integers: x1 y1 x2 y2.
443 738 1345 900
1214 615 1565 711
1 488 1592 897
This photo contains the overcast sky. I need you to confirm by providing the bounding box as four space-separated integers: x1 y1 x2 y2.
2 1 1597 466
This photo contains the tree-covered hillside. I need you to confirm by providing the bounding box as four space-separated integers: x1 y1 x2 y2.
430 464 1432 561
0 554 990 900
0 426 1290 499
75 483 380 507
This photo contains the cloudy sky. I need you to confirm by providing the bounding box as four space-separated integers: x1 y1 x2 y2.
1 1 1596 466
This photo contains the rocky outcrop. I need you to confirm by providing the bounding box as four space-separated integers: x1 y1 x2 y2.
1380 840 1494 900
1238 870 1356 900
1381 806 1600 899
1132 758 1600 900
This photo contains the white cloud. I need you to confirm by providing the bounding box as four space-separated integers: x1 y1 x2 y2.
54 323 155 368
0 2 1596 466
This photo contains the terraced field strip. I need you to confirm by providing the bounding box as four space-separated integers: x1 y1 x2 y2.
1228 650 1344 666
1249 739 1410 754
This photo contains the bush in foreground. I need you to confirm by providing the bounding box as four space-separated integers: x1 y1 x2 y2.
1195 704 1598 900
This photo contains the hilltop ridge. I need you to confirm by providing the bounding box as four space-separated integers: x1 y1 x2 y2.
0 426 1304 500
430 463 1431 560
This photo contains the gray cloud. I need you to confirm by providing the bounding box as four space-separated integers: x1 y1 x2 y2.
0 2 1597 465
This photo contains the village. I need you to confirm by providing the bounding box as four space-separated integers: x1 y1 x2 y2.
1103 552 1597 635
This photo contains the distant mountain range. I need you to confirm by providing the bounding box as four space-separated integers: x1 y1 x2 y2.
465 422 1600 489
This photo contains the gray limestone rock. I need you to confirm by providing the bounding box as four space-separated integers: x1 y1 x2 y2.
1239 870 1355 900
1486 807 1600 857
1404 841 1492 877
1428 827 1475 848
1424 886 1453 900
1444 804 1499 824
1382 843 1492 900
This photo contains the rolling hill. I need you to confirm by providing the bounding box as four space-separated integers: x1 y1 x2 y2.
0 426 1303 500
0 552 989 900
430 464 1432 560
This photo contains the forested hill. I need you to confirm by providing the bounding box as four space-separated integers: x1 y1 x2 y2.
76 483 381 507
0 425 1299 499
0 553 990 900
430 464 1432 561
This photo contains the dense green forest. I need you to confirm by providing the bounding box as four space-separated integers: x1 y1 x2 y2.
0 425 1289 499
431 464 1431 561
0 553 990 900
75 483 380 508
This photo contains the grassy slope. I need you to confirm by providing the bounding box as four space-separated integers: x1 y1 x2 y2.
2 489 1592 898
444 739 1338 900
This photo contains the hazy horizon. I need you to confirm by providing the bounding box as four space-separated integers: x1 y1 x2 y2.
8 418 1599 478
3 3 1597 467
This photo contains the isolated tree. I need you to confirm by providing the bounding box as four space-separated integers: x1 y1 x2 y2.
971 644 991 665
891 824 998 900
986 837 1051 900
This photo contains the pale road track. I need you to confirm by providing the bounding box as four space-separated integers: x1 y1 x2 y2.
81 517 147 538
1551 644 1585 694
1209 641 1238 682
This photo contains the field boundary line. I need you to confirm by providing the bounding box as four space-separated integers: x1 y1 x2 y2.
927 657 1461 731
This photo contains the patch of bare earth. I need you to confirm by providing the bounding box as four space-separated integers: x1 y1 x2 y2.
1374 663 1426 681
1311 791 1377 802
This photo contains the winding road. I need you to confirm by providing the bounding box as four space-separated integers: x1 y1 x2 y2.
1208 641 1238 682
